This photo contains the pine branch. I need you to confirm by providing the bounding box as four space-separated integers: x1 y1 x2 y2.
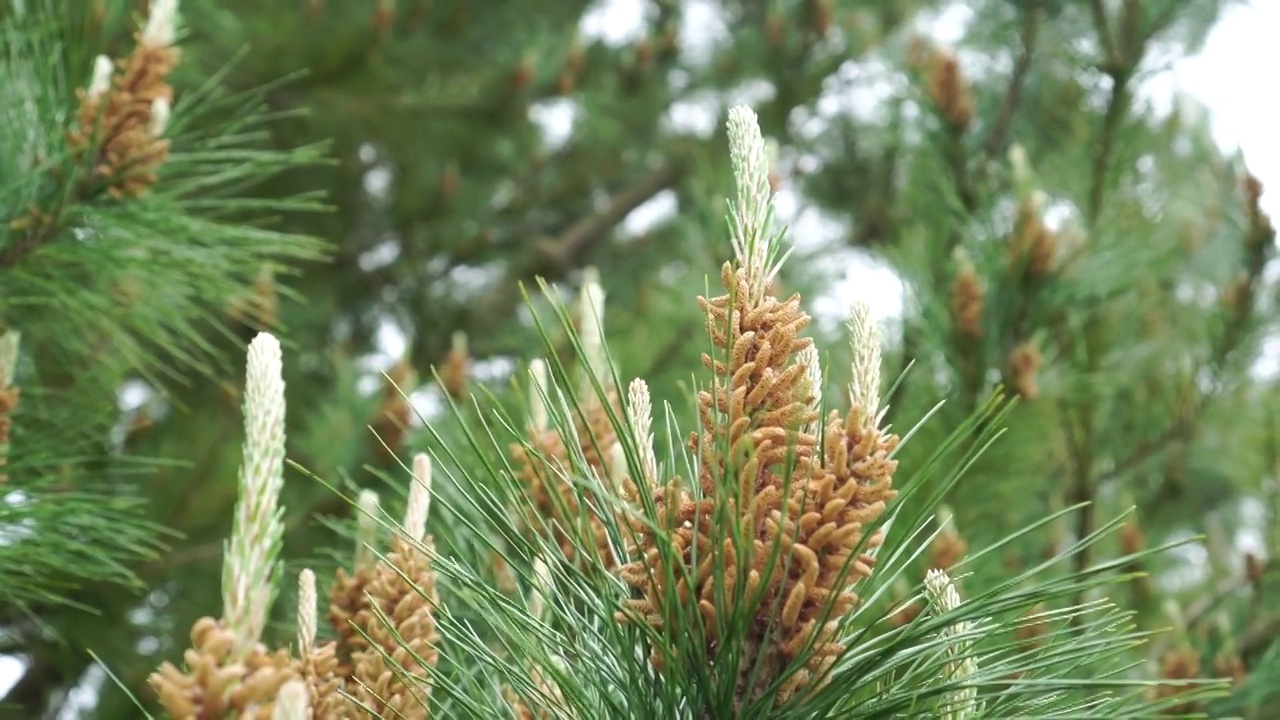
457 158 686 353
1069 1 1142 601
981 1 1041 162
1241 615 1280 662
1089 0 1121 69
0 652 66 717
533 160 683 276
1085 70 1132 224
1093 418 1193 487
0 206 64 270
1183 558 1274 630
1085 0 1143 225
1063 399 1097 624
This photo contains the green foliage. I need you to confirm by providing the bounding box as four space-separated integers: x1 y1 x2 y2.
0 1 326 708
2 0 1278 717
404 295 1223 718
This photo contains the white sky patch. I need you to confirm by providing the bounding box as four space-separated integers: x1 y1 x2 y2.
363 164 392 199
529 98 579 151
358 236 401 272
620 189 677 238
915 2 973 45
813 55 907 127
1172 1 1280 218
676 0 730 67
579 0 648 47
663 94 720 137
810 249 905 335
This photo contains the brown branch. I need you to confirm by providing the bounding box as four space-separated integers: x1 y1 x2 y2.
1096 238 1267 490
1061 396 1096 585
0 205 65 270
533 160 683 276
1184 559 1275 629
1241 614 1280 662
1089 0 1120 69
1086 70 1131 224
0 652 67 716
1063 4 1143 605
460 158 687 337
1084 0 1143 225
982 1 1041 161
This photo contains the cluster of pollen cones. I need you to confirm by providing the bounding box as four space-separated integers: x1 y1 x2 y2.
511 106 901 709
151 105 899 718
151 456 441 718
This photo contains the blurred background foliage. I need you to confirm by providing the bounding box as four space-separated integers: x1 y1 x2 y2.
0 0 1277 716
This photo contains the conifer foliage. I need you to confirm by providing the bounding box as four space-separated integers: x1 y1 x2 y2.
2 0 1278 717
0 0 323 707
141 107 1227 719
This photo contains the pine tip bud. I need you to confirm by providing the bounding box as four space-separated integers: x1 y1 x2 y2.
88 54 113 102
355 489 380 567
847 301 882 424
529 359 550 432
142 0 179 47
404 452 432 541
625 378 657 487
297 568 316 655
271 679 309 720
148 97 171 137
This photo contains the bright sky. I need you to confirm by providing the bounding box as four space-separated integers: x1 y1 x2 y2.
1178 0 1280 379
4 0 1279 712
1174 0 1280 218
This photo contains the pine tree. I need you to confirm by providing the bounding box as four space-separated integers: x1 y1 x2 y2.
0 0 324 713
2 0 1278 717
141 104 1228 718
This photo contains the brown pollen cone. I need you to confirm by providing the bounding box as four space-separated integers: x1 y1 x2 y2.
511 56 536 92
149 617 296 719
1152 646 1203 714
510 389 620 568
1244 172 1275 249
1221 272 1253 315
930 525 967 571
371 359 416 460
1213 650 1246 686
1244 552 1264 593
764 13 786 47
618 261 898 707
1014 603 1050 650
1009 341 1042 400
889 598 923 629
950 265 985 339
925 48 973 130
1120 517 1144 556
773 407 897 702
329 563 378 677
69 33 179 198
503 664 567 720
1009 198 1058 277
227 265 279 331
809 0 834 37
440 331 470 400
0 385 17 484
296 640 352 717
348 535 441 718
372 0 395 36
